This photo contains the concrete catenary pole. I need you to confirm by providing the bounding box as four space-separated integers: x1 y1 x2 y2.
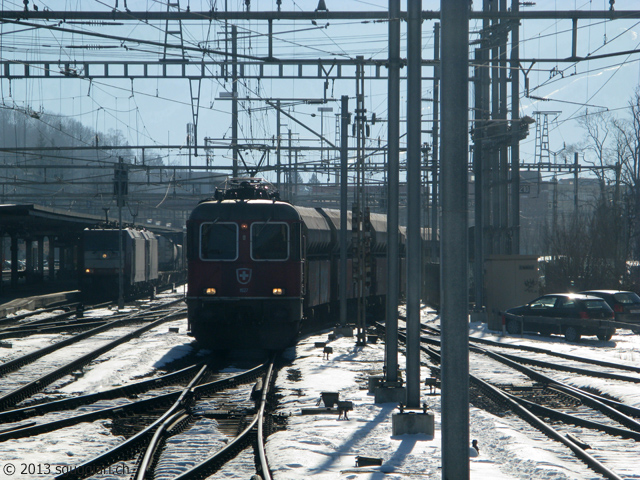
431 22 440 261
277 99 281 188
405 0 422 409
473 47 484 311
340 95 349 327
231 25 238 178
385 0 400 384
440 0 470 478
510 0 521 254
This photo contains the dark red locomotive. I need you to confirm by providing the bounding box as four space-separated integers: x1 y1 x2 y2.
186 177 398 350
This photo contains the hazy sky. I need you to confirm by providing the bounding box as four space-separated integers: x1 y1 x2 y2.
0 0 639 184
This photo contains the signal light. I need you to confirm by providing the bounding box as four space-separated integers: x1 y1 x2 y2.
85 268 92 274
102 253 108 259
272 288 284 296
204 288 217 295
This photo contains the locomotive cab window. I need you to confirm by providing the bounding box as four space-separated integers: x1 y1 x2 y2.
251 223 289 260
200 222 238 260
85 230 119 250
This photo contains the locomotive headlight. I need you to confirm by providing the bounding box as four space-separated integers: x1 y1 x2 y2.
272 288 284 296
204 287 217 295
85 268 93 274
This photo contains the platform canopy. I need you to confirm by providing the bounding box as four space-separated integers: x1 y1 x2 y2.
0 204 104 238
0 204 182 238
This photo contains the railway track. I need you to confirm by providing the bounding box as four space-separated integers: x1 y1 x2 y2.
0 299 186 411
9 301 634 478
0 363 204 438
0 299 282 480
383 322 640 479
0 302 115 340
464 348 640 480
422 324 640 406
0 282 182 339
41 359 277 480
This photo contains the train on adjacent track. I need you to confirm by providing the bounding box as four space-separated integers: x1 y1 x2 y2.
80 226 185 300
186 177 407 350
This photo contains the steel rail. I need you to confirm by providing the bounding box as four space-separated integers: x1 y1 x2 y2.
473 345 640 432
0 363 203 426
561 385 640 419
506 394 640 441
134 365 210 480
256 358 275 480
0 299 182 377
55 363 266 479
0 300 113 329
422 324 640 374
172 357 277 480
418 324 640 419
2 311 93 330
496 350 640 384
0 318 112 339
0 307 186 411
134 410 191 480
0 363 264 443
469 374 625 480
385 322 631 480
424 343 626 480
0 390 182 442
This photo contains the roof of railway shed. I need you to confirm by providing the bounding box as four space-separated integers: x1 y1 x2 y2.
0 204 182 238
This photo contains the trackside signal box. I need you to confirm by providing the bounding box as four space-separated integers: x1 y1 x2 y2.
484 255 540 331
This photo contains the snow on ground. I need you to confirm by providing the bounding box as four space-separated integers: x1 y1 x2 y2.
0 295 638 479
266 309 640 480
268 333 586 479
58 318 195 394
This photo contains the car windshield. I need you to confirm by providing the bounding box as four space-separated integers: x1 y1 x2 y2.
612 292 640 304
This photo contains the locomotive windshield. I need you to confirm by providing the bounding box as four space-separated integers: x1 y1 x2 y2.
200 222 238 260
251 223 288 260
84 230 118 250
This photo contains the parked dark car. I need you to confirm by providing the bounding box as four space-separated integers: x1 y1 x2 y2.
504 293 616 342
579 290 640 333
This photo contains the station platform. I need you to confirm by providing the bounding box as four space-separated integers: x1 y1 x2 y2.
0 285 80 319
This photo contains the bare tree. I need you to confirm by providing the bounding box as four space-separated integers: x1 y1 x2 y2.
612 88 640 261
543 107 636 291
542 199 626 292
577 109 616 196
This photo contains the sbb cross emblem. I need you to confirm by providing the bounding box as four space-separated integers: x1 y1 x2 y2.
236 268 252 285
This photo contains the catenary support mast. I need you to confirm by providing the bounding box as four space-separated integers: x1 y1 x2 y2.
405 0 422 409
385 0 401 385
441 0 470 478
